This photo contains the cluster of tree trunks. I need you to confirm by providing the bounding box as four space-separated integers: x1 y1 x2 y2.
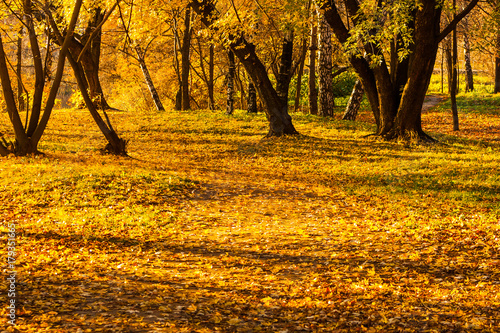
0 0 83 156
320 0 478 141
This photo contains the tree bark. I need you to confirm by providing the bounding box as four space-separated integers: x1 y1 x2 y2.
276 31 294 108
136 47 165 112
342 79 364 121
495 32 500 93
318 14 335 117
444 38 453 94
463 20 474 92
190 0 297 136
247 81 257 113
308 14 318 115
208 44 215 109
16 29 24 112
451 3 459 131
294 37 308 113
226 50 235 115
181 7 192 110
24 0 45 137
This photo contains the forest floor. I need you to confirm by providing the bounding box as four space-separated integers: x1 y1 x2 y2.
0 94 499 332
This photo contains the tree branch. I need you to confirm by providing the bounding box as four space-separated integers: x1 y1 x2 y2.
438 0 479 43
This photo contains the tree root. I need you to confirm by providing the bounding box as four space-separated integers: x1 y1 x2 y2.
102 138 129 156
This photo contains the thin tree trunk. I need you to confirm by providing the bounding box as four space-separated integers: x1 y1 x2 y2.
276 31 294 108
308 14 318 115
181 7 192 110
463 27 473 92
495 32 500 93
342 79 364 121
451 6 459 131
226 50 235 115
294 38 308 113
318 14 335 116
136 47 165 112
208 44 215 109
16 29 24 112
247 81 257 113
24 0 45 137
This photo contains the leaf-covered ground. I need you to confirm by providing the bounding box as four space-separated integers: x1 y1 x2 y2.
1 96 499 332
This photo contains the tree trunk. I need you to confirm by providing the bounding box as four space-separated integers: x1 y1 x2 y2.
226 50 235 115
463 20 474 92
46 5 127 155
62 7 111 110
294 38 308 113
136 47 165 112
276 31 294 108
16 29 25 112
495 32 500 94
247 81 257 113
208 44 215 110
181 7 192 110
444 38 453 94
308 15 318 115
322 0 477 141
25 0 45 137
451 6 459 131
190 0 297 136
0 0 83 156
318 14 335 117
342 79 363 121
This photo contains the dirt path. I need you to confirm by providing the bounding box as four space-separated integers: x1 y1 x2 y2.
422 94 448 112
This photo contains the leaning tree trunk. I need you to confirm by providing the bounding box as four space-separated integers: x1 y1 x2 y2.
136 47 165 112
190 0 297 137
318 13 335 117
342 79 364 121
47 9 127 155
226 50 235 115
308 13 318 115
62 7 111 110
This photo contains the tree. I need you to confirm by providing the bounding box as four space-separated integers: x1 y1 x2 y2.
320 0 478 141
462 16 474 92
173 6 193 110
318 13 335 117
190 0 298 136
226 50 235 115
0 0 82 156
116 1 165 111
46 4 128 155
308 10 319 115
342 79 364 121
59 6 115 110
